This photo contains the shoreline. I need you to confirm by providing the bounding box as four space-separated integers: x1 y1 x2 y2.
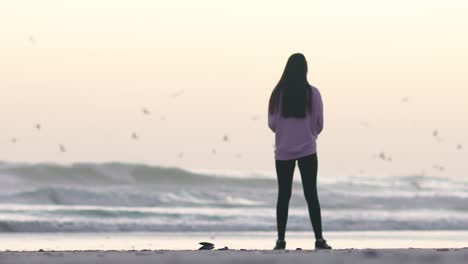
1 248 468 264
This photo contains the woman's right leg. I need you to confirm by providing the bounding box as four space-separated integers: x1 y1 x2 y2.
275 158 296 241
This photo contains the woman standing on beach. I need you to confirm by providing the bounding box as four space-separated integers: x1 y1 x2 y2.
268 53 332 250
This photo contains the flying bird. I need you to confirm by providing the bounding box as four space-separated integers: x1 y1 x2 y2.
59 144 66 152
142 107 151 115
222 134 229 142
378 152 392 162
432 130 438 137
35 123 41 130
433 164 445 172
131 132 139 140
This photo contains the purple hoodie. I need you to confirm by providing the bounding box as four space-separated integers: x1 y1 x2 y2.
268 86 324 160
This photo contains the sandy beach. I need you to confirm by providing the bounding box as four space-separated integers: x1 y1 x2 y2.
1 248 467 264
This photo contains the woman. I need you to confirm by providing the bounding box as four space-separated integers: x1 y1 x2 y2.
268 53 332 250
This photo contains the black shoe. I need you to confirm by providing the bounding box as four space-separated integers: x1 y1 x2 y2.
273 240 286 250
315 238 332 250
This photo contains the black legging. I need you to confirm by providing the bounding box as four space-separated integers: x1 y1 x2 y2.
275 153 323 240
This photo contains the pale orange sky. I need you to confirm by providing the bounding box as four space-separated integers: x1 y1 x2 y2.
1 0 467 177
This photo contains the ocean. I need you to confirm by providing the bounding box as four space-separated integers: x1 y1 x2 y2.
1 161 467 234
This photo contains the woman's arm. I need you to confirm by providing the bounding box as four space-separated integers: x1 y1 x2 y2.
315 88 324 135
268 111 276 133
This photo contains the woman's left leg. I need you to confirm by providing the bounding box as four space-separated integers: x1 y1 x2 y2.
297 153 323 240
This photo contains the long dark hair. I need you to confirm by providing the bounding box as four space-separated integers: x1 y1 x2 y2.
268 53 312 118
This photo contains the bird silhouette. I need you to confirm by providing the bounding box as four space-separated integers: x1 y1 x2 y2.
131 132 139 140
222 134 229 142
142 107 151 115
35 123 41 130
59 144 66 152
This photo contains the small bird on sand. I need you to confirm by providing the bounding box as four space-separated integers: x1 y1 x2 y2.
59 144 66 152
198 242 214 250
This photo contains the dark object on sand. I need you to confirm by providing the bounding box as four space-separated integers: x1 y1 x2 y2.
295 248 302 251
363 250 378 258
218 246 229 251
198 242 214 250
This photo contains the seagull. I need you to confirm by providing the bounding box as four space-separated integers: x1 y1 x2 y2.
142 107 151 115
222 134 229 142
59 144 66 152
378 152 387 161
378 152 392 162
171 89 184 98
131 132 138 140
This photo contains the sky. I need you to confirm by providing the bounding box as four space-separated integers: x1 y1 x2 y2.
1 0 467 177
